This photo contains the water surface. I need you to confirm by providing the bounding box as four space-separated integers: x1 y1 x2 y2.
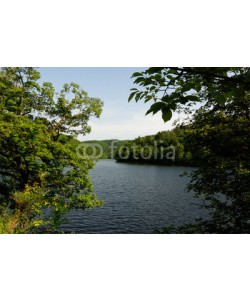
63 160 207 233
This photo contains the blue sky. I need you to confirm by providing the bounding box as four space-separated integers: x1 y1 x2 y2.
39 68 174 140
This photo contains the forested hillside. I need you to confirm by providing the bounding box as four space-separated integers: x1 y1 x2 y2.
115 127 195 165
82 140 128 159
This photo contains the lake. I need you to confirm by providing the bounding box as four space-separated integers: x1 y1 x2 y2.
62 159 208 233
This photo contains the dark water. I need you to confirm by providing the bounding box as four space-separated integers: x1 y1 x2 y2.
63 159 208 233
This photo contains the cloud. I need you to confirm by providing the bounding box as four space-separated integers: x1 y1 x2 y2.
79 109 178 141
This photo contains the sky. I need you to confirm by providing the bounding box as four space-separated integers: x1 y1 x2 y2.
39 68 176 141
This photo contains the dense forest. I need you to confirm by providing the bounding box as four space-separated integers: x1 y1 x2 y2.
115 127 194 165
80 131 194 164
80 127 197 165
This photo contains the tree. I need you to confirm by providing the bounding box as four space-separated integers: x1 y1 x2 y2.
185 98 250 233
0 67 103 233
129 67 250 121
130 67 250 233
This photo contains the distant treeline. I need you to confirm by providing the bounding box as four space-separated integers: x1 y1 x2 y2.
60 137 128 159
114 127 196 166
81 140 128 159
59 128 197 165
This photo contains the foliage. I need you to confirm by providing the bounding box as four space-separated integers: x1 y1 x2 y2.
129 67 250 121
183 98 250 233
82 140 128 159
0 67 104 233
115 129 193 165
130 67 250 233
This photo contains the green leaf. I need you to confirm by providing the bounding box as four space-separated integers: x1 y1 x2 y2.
168 69 178 75
144 78 152 86
128 91 137 102
214 93 226 105
154 74 163 81
167 75 174 80
161 95 170 103
132 72 142 78
195 84 202 92
181 83 194 93
146 102 165 116
134 77 145 84
145 95 153 103
170 102 177 110
179 96 188 104
146 67 163 75
135 92 142 102
185 95 200 102
162 109 172 122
